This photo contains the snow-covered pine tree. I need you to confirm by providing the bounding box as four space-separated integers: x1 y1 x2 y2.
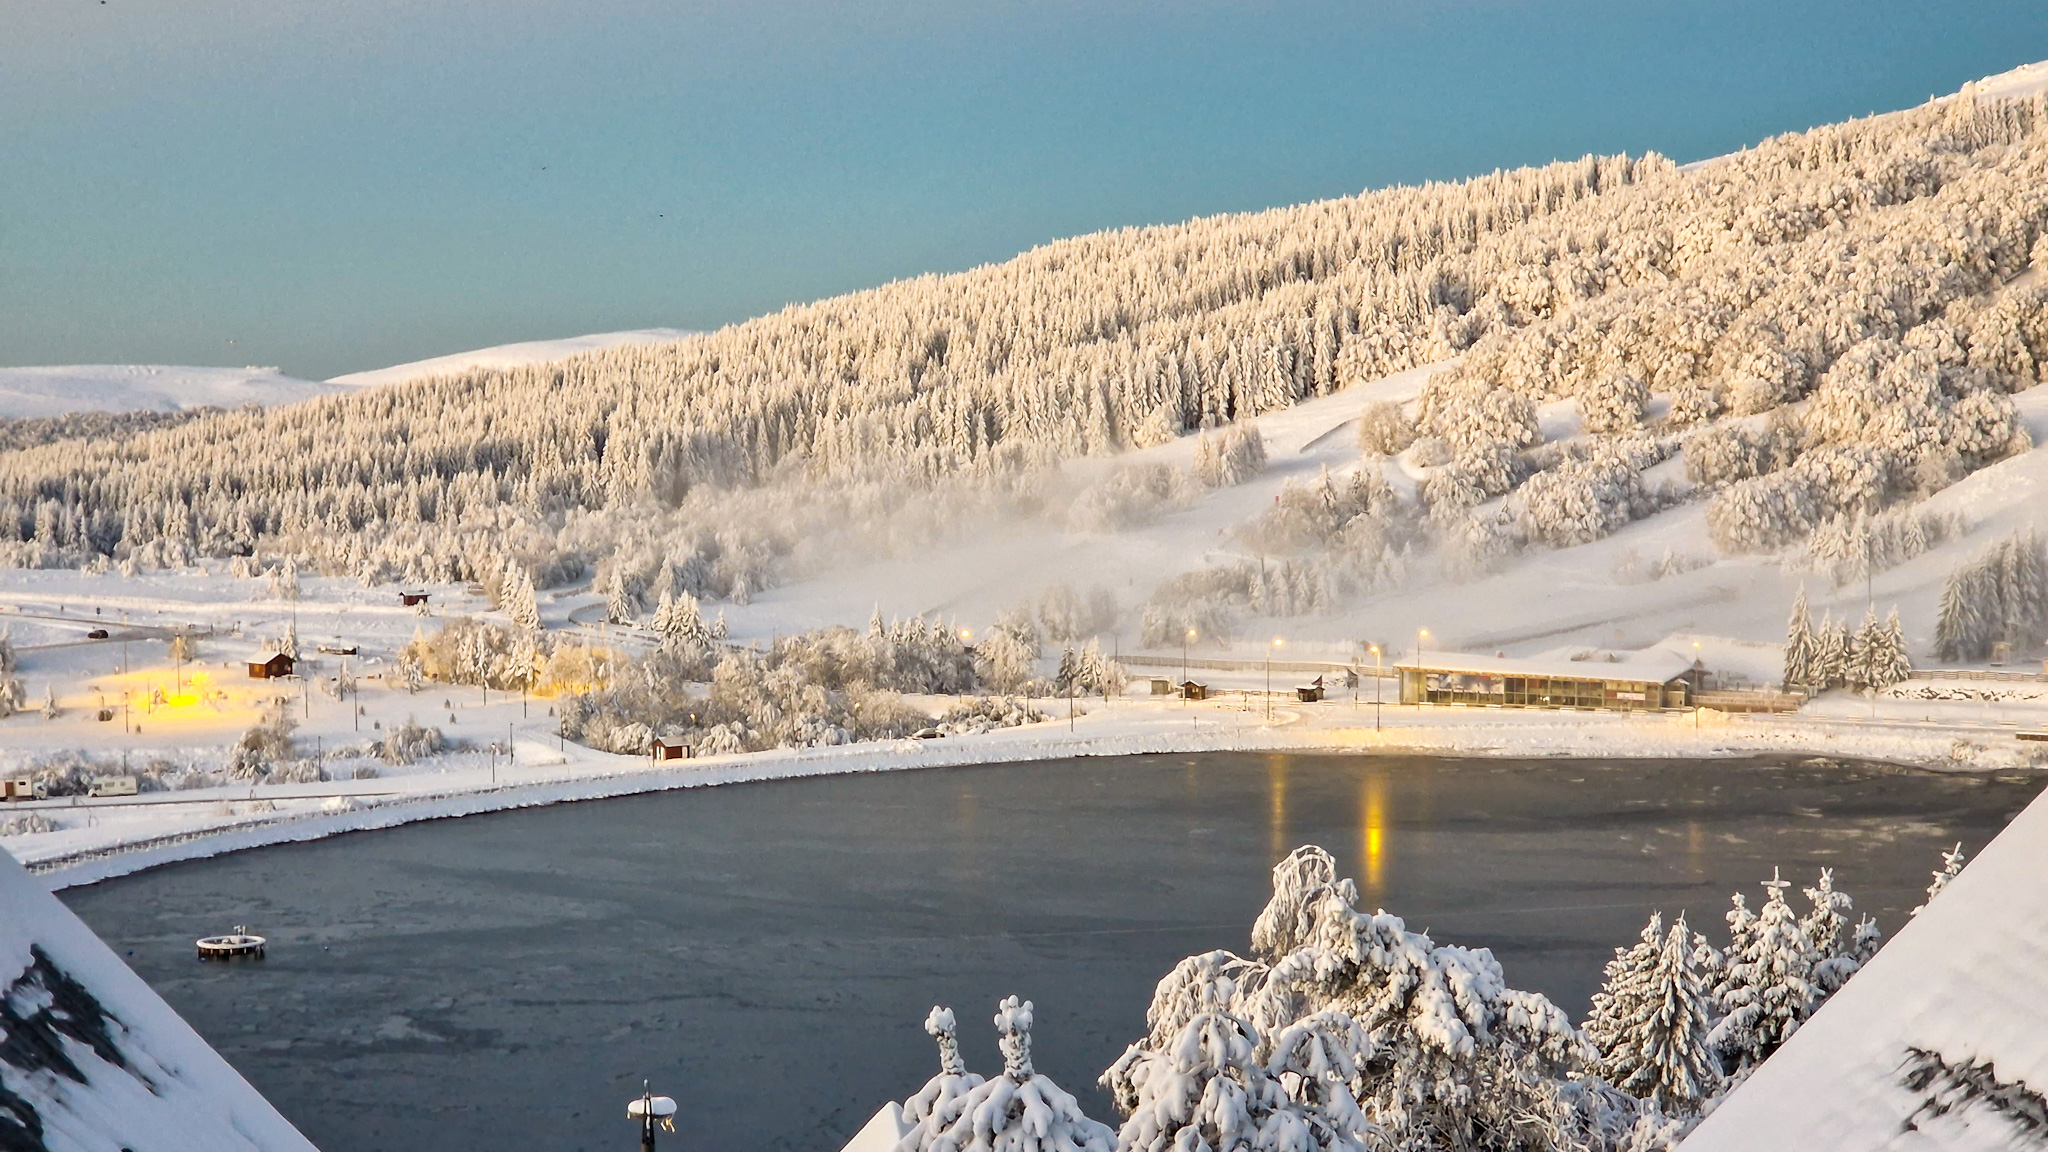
1585 913 1663 1059
506 566 541 634
909 998 1113 1152
1799 869 1879 997
1933 563 1977 662
977 625 1039 695
1107 995 1289 1152
1848 608 1884 691
1709 870 1818 1073
1811 616 1848 688
1782 588 1816 689
897 1007 986 1152
1601 914 1719 1114
1874 607 1913 688
1912 842 1968 916
1709 892 1756 1021
603 566 635 625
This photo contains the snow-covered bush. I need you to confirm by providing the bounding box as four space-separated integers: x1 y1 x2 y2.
404 617 542 691
1191 422 1268 488
1514 456 1645 547
1682 416 1800 488
1036 584 1119 644
227 701 297 780
1354 400 1417 455
1067 464 1194 533
1235 466 1402 556
379 718 446 765
933 696 1044 735
0 812 56 837
1580 371 1649 433
898 997 1115 1152
1415 374 1541 455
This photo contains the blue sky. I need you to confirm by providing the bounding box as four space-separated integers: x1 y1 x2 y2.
5 1 2045 379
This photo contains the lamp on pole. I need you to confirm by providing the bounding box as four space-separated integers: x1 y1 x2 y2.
627 1083 677 1152
1267 636 1284 720
1183 628 1196 700
1370 644 1382 731
1415 628 1428 709
1693 640 1703 735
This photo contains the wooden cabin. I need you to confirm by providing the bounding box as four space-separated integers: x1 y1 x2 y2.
399 591 430 607
651 738 692 761
247 652 295 679
1179 680 1208 701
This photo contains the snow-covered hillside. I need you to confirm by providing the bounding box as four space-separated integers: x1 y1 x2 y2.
0 365 344 418
325 328 696 387
0 846 316 1152
1685 781 2048 1150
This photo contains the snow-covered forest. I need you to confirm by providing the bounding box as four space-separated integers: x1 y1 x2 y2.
3 85 2045 647
886 843 1939 1152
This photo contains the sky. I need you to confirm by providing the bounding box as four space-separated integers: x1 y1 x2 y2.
5 1 2046 381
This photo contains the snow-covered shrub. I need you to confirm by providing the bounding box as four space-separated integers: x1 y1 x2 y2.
1067 464 1193 533
1191 422 1268 488
1354 400 1417 454
933 696 1044 735
227 701 297 780
900 997 1114 1152
0 812 56 837
1415 374 1541 454
1682 416 1800 488
379 718 446 765
975 625 1041 695
1515 457 1645 547
1580 371 1649 433
1235 467 1401 555
1037 584 1119 643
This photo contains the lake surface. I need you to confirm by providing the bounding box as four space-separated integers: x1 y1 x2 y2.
62 753 2040 1152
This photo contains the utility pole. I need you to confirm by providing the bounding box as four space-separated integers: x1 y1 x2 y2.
1371 644 1382 731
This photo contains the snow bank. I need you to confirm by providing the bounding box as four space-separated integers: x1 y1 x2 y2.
0 846 317 1151
327 328 696 387
0 365 343 418
1685 782 2048 1150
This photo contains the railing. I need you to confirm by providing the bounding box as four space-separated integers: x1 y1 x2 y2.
1694 690 1803 714
1915 668 2048 683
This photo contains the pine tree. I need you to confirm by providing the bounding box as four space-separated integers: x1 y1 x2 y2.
1849 608 1883 691
1811 615 1849 688
1710 892 1757 1021
1585 913 1663 1059
905 998 1113 1152
1709 870 1818 1072
1602 914 1719 1114
506 566 541 634
1911 842 1967 916
1782 588 1816 688
1800 869 1877 997
1875 607 1913 687
898 1006 986 1148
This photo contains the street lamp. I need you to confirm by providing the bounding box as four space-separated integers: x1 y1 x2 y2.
1183 628 1196 700
1693 640 1703 735
627 1084 677 1152
1415 629 1428 709
1370 644 1382 731
1268 637 1284 720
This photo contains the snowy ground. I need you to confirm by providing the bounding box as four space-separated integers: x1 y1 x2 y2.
325 328 697 387
0 364 351 417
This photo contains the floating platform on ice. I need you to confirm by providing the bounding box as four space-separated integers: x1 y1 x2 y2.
196 926 266 960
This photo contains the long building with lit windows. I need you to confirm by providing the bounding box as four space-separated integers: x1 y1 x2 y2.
1394 649 1698 710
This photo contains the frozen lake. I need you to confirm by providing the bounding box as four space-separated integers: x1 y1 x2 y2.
62 752 2040 1152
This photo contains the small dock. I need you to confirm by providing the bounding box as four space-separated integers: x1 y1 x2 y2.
196 926 266 960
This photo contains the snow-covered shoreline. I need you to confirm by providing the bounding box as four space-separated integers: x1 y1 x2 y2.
21 695 2042 890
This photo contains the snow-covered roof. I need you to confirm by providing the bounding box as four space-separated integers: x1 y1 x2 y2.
1391 648 1696 685
1685 784 2048 1150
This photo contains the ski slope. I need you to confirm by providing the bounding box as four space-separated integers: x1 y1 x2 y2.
326 328 697 387
0 846 316 1152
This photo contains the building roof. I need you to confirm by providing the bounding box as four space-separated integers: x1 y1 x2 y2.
247 650 293 665
1392 647 1696 685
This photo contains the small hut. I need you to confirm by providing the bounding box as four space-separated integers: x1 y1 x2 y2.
651 738 691 761
1148 677 1175 696
399 591 430 607
1295 676 1325 703
246 652 294 680
1179 680 1208 701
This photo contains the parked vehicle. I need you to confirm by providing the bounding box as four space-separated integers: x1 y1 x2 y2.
1 778 34 802
87 775 139 798
86 628 109 639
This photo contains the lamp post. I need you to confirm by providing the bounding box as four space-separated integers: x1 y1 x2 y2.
1183 628 1196 700
1693 640 1703 735
627 1084 677 1152
1267 637 1284 720
1370 644 1382 731
1415 628 1428 709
